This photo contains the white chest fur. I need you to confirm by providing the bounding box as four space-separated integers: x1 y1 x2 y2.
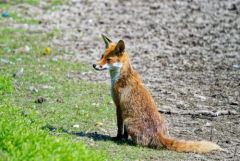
110 68 121 86
109 62 122 86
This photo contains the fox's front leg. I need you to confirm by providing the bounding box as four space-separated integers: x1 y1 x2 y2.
113 106 125 140
117 106 123 138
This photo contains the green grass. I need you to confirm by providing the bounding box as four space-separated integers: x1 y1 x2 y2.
7 0 39 5
0 76 12 95
0 105 105 161
0 4 185 160
0 0 39 6
7 12 40 24
50 0 66 6
0 27 107 160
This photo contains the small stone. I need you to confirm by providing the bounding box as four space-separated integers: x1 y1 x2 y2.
35 97 46 104
56 98 64 103
204 122 212 127
13 68 24 78
42 124 56 131
73 124 79 128
230 102 238 106
95 122 103 127
51 57 58 62
0 58 14 64
15 46 30 53
40 85 54 89
1 11 9 17
194 128 203 134
92 102 99 107
176 101 185 109
108 100 114 105
233 64 240 69
21 111 29 116
194 94 207 101
228 4 237 11
29 86 38 93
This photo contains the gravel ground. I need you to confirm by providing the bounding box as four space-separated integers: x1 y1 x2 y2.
13 0 240 160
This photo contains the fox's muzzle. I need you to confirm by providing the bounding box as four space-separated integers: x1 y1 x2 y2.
93 64 108 71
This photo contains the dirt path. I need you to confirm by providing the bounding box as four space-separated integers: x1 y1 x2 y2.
14 0 240 160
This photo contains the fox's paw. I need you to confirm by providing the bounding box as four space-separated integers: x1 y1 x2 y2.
112 135 125 141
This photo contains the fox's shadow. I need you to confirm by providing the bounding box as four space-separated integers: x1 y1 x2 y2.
71 131 112 141
71 131 135 146
42 124 134 145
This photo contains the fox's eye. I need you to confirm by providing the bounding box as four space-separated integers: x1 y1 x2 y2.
106 58 111 61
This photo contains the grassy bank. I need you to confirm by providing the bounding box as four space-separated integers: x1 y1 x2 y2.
0 4 106 159
0 28 106 161
0 104 105 161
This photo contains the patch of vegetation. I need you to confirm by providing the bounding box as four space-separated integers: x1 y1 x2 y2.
0 0 39 12
17 0 39 5
0 27 106 161
8 12 40 24
0 105 105 161
0 76 12 95
50 0 66 6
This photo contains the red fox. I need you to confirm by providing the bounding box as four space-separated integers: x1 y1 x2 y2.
93 35 223 153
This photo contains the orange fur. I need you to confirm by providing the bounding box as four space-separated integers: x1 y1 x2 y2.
93 36 222 153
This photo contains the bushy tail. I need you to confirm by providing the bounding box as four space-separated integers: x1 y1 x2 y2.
158 133 223 153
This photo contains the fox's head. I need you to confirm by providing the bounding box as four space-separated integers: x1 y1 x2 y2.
93 35 127 71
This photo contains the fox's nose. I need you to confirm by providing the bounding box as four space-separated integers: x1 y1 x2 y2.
93 64 96 68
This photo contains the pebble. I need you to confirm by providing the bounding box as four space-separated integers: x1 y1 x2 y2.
204 122 212 127
29 86 38 93
73 124 80 128
40 85 54 89
0 58 14 64
35 97 46 104
13 68 24 78
92 103 99 107
233 64 240 69
15 46 30 53
21 111 29 116
95 122 103 127
1 11 9 17
194 94 207 101
56 98 64 103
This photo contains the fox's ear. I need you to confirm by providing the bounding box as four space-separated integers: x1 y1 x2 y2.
101 34 112 48
115 40 125 55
